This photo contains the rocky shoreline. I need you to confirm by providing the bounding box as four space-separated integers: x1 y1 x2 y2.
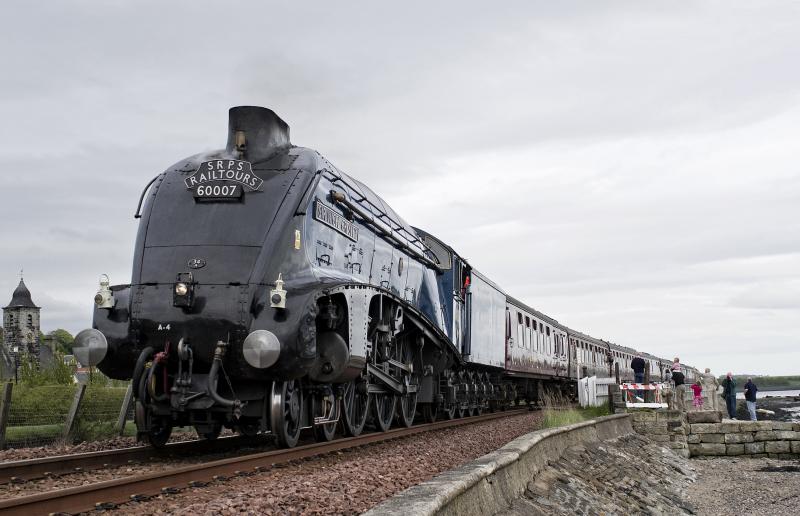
734 396 800 422
687 456 800 515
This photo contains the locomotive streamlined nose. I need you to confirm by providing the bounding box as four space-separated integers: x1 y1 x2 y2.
73 328 108 367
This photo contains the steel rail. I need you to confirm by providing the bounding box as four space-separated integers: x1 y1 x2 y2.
0 435 261 484
0 409 530 515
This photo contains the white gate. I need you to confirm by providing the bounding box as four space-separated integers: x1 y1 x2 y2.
578 376 616 408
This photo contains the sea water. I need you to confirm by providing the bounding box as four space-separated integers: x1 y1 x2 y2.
736 389 800 399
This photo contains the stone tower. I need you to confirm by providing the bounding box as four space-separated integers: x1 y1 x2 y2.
3 278 41 359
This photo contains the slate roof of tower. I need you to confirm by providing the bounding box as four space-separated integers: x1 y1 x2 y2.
4 279 39 309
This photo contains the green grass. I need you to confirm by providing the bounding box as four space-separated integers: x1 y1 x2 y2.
541 405 612 429
3 384 132 444
5 423 63 444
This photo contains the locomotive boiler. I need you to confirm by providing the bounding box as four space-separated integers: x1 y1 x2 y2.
73 106 699 448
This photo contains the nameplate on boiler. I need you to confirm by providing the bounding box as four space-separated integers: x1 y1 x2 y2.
314 200 359 241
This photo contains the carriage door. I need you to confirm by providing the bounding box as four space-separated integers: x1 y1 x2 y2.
505 308 512 368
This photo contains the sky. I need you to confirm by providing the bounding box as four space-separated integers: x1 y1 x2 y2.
0 1 798 375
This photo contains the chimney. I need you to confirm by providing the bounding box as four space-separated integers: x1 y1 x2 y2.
225 106 290 163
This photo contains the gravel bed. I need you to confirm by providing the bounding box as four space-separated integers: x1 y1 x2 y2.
687 456 800 515
0 460 203 500
111 411 543 515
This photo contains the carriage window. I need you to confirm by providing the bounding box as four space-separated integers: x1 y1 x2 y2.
546 326 550 336
524 317 531 349
517 312 523 324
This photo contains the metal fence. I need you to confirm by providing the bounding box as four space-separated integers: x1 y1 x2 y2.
0 381 134 449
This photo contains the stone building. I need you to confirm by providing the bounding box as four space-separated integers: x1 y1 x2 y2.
2 278 41 360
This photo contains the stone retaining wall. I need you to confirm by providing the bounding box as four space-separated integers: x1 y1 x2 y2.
630 409 690 458
364 414 633 516
632 410 800 459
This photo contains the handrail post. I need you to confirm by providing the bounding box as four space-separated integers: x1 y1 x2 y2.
116 383 134 436
63 384 87 441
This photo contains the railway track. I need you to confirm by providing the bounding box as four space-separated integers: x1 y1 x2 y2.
0 434 266 485
0 408 530 515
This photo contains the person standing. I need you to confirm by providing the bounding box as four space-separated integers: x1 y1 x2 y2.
671 359 686 412
691 380 703 410
722 372 737 419
631 355 646 398
702 368 721 411
744 378 758 421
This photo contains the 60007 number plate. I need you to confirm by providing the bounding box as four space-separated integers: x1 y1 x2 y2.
194 183 242 200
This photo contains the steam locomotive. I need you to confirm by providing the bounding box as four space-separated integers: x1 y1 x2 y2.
73 106 697 447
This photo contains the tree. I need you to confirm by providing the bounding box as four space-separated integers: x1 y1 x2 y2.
19 352 74 386
47 329 75 354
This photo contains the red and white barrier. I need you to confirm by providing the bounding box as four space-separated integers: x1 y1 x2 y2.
621 382 668 408
620 383 660 391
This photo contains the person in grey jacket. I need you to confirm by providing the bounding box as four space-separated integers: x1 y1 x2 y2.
702 368 721 411
744 378 758 421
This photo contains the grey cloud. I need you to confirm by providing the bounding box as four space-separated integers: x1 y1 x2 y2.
728 281 800 310
1 0 799 376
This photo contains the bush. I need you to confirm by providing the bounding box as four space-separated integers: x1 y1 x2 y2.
7 383 131 444
77 386 129 422
17 353 75 386
9 384 77 426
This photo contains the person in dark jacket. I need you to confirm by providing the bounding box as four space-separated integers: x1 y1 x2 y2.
744 378 758 421
671 366 686 411
722 372 737 419
631 355 646 398
631 356 646 383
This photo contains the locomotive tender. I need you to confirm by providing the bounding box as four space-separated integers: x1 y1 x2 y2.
73 106 698 447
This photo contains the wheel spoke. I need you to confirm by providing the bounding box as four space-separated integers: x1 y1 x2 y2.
342 380 369 437
271 379 303 448
372 393 396 432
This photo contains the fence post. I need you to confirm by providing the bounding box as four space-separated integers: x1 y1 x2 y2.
0 382 13 450
116 383 134 436
614 362 620 384
63 383 87 441
644 362 651 403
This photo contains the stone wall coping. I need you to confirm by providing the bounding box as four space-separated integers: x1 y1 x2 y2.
364 413 632 516
632 410 800 458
